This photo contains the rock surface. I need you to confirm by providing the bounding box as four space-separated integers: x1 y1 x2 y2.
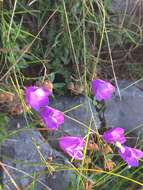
48 96 100 149
0 96 100 189
50 96 100 135
2 130 52 190
1 117 72 190
104 81 143 135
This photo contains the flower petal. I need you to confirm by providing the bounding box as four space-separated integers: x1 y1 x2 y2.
103 128 126 144
39 106 64 130
59 136 85 160
25 86 50 111
92 79 115 101
118 146 143 167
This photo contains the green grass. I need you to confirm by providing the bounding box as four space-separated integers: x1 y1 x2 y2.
0 0 143 189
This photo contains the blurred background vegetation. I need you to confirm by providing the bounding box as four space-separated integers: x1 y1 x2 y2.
1 0 143 96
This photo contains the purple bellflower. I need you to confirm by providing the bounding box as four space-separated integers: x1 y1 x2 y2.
118 145 143 167
25 86 51 111
59 136 85 160
102 128 126 145
39 106 64 130
92 79 115 101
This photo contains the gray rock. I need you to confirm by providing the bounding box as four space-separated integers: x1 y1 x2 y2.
0 95 100 190
51 96 100 134
48 96 100 148
1 129 52 190
0 117 74 190
1 130 70 190
46 159 72 190
104 80 143 134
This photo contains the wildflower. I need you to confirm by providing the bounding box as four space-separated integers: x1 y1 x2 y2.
91 79 115 101
102 128 126 145
39 106 64 130
25 86 50 111
59 136 85 160
118 145 143 167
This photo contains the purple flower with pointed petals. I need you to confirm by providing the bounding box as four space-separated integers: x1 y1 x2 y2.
59 136 85 160
39 106 64 130
118 145 143 167
103 128 126 145
92 79 115 101
25 86 51 111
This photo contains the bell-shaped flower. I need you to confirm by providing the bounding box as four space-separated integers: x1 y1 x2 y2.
103 128 126 145
92 79 115 101
118 145 143 167
59 136 85 160
25 86 51 111
39 106 64 130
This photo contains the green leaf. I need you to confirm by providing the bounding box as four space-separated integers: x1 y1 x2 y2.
48 73 55 82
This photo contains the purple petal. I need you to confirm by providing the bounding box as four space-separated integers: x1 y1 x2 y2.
92 79 115 101
118 146 143 167
103 128 126 144
59 136 85 160
25 86 50 111
133 148 143 158
39 106 64 130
